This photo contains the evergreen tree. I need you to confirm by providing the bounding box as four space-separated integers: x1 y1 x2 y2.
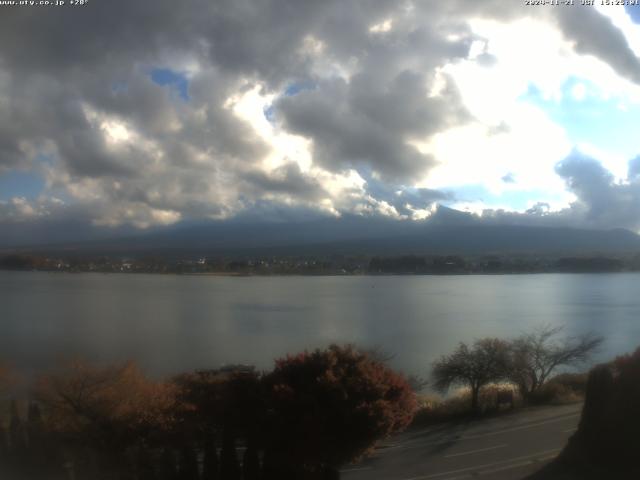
242 438 260 480
23 403 47 480
178 445 199 480
9 400 25 448
136 445 157 480
9 399 27 472
219 426 240 480
27 402 46 461
159 448 179 480
201 434 219 480
261 450 295 480
0 421 9 477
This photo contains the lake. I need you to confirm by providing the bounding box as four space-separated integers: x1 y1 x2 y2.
1 271 639 379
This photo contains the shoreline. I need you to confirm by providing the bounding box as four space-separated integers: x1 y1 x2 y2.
0 269 637 277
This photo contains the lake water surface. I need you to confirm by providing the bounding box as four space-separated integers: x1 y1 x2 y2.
2 271 639 378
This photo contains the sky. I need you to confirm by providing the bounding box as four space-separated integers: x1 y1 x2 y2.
2 1 640 244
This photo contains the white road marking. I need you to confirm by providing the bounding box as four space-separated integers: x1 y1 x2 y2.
562 427 577 433
401 448 561 480
443 444 507 458
478 452 558 477
340 466 373 473
402 413 579 450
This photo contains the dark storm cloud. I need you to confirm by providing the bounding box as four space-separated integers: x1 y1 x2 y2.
361 171 453 216
241 162 327 201
274 12 473 181
276 73 467 181
0 0 478 229
554 151 640 229
555 152 617 219
627 155 640 180
0 0 394 85
1 0 640 240
468 152 640 231
554 7 640 84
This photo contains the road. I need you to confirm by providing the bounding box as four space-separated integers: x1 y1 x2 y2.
341 403 582 480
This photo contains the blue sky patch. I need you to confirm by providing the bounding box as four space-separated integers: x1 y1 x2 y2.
263 81 317 122
0 170 45 201
626 5 640 23
520 77 640 160
263 105 276 123
447 184 561 212
284 80 317 97
150 68 190 101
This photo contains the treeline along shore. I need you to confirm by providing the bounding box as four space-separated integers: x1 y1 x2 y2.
2 252 640 275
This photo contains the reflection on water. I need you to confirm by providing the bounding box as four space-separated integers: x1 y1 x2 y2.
1 271 638 377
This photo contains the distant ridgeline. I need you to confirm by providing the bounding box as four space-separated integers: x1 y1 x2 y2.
3 223 640 274
1 253 640 275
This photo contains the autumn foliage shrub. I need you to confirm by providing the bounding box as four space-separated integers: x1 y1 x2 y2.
33 361 179 449
173 366 264 440
1 346 417 479
263 344 417 473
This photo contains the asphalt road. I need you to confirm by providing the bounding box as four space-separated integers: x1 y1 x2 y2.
341 403 582 480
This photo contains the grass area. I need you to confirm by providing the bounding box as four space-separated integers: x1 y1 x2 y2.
411 373 587 429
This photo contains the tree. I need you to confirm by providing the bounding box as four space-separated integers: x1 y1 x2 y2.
26 402 52 476
0 420 9 475
432 338 511 412
507 326 603 401
219 425 240 480
263 344 416 474
159 448 179 480
201 433 219 480
242 438 261 480
178 445 199 480
0 364 14 396
34 360 178 450
9 400 27 455
33 359 179 480
135 444 157 480
173 366 263 441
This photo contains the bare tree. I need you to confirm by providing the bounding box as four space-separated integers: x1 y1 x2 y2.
432 338 510 412
507 325 603 401
406 374 429 393
365 346 396 364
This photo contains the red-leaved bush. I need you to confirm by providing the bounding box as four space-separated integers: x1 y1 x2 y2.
263 344 417 472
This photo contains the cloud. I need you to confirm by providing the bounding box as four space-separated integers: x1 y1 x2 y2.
554 7 640 84
276 73 467 182
554 150 640 230
240 162 328 203
1 0 640 242
450 151 640 232
274 7 474 182
0 0 476 229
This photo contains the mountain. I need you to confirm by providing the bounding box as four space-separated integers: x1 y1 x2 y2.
7 218 640 258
